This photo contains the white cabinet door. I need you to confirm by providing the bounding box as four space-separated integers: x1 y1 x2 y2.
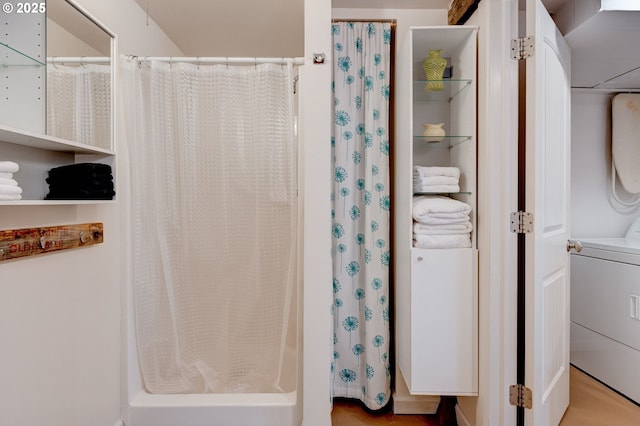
407 248 477 395
524 0 571 424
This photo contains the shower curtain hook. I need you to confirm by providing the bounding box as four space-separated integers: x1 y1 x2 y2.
196 57 200 70
226 57 229 69
255 57 257 69
80 56 86 68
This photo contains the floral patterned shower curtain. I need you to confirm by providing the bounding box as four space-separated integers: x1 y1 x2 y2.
331 21 392 410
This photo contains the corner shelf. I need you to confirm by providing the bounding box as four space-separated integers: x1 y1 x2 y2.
0 42 45 68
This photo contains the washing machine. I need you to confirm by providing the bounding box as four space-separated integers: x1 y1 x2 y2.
570 221 640 404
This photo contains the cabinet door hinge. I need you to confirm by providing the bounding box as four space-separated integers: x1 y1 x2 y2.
511 36 534 60
509 384 533 409
510 211 533 234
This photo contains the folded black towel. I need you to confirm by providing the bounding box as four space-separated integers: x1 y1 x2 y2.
46 177 114 191
46 163 115 200
46 173 113 184
48 163 112 178
45 188 116 200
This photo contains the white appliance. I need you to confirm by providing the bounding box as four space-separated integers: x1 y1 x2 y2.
570 217 640 404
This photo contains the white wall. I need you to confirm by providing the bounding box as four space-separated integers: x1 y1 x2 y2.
455 1 520 425
47 19 104 57
0 2 180 426
301 1 333 424
570 90 640 238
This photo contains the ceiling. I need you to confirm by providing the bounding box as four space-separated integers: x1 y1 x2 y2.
132 0 304 57
133 0 453 57
132 0 638 89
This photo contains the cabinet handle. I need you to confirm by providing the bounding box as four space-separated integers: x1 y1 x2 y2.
417 256 423 261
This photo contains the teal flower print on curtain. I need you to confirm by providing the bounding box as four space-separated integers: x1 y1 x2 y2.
331 21 391 410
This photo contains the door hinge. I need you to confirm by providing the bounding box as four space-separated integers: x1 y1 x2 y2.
510 211 533 234
509 384 533 409
511 36 534 60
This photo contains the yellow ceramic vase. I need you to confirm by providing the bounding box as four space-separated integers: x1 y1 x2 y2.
422 49 447 92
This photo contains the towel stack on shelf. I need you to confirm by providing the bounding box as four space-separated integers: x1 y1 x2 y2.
412 195 472 248
0 161 23 201
413 165 460 193
45 163 115 200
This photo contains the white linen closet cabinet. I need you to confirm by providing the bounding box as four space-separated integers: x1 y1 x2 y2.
394 26 478 395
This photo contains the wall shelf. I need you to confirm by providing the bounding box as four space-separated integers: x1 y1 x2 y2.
0 124 115 204
0 123 114 155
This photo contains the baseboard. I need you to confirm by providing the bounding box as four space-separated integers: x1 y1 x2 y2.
455 403 472 426
392 392 440 414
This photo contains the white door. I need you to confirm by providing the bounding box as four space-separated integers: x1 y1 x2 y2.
524 0 571 425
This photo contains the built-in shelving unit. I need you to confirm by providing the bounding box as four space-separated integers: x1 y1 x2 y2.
394 25 478 396
0 123 115 205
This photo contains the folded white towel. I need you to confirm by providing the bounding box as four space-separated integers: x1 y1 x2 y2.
0 161 19 173
0 184 22 195
0 172 13 179
414 184 460 193
414 166 460 179
413 175 459 186
413 195 472 223
0 178 18 186
413 221 473 235
0 194 21 201
414 233 471 249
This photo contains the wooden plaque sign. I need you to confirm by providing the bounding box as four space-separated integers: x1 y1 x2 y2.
0 223 104 261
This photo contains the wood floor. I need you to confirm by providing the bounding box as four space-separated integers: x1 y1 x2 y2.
559 366 640 426
332 366 640 425
331 399 442 426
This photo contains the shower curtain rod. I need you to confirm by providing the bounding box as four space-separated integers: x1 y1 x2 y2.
332 18 397 27
47 56 110 64
126 55 305 66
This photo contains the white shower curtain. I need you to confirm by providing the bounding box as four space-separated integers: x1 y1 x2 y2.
122 59 297 394
331 22 392 410
47 64 111 150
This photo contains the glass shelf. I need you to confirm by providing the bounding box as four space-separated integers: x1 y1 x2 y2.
0 42 45 68
414 191 472 196
413 78 472 102
413 135 472 148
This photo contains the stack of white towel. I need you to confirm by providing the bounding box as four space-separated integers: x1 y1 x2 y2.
412 195 472 248
413 165 460 193
0 161 23 201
